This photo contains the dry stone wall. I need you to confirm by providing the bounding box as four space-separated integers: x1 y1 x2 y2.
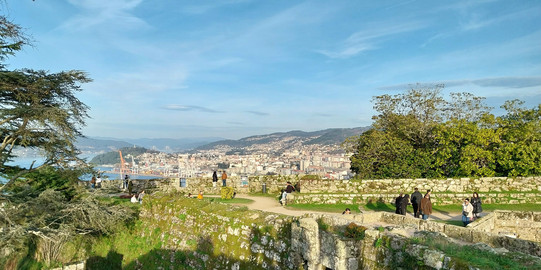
138 193 302 269
129 193 540 269
291 192 541 205
86 176 541 205
469 211 541 242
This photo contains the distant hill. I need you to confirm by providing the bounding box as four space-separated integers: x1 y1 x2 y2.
195 127 370 152
76 136 225 153
76 137 133 153
124 137 224 152
89 146 159 165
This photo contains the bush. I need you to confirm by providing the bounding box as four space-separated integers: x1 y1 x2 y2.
344 222 367 240
220 187 234 199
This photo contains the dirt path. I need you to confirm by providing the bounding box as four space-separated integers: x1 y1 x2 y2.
234 194 338 217
234 194 483 222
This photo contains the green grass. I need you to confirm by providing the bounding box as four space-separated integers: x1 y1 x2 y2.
204 197 254 204
287 202 541 214
409 235 541 270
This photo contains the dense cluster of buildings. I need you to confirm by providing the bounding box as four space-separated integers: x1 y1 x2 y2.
120 144 353 180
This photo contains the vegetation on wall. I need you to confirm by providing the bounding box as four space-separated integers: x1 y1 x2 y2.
345 85 540 179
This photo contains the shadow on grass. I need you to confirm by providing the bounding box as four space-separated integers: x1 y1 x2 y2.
364 199 394 212
86 251 123 270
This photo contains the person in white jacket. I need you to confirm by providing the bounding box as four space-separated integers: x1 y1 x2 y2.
462 198 474 227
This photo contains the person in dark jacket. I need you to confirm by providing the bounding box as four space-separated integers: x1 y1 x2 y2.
471 192 483 218
285 182 296 193
400 194 410 215
394 193 403 214
212 171 218 188
411 188 423 218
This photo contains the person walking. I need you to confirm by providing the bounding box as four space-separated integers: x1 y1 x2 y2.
471 192 483 219
419 193 432 220
123 174 129 189
221 170 227 187
212 171 218 188
462 198 474 226
411 188 423 218
394 193 403 214
400 194 410 215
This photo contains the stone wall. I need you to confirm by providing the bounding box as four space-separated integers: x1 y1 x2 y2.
376 211 541 257
298 177 541 194
167 176 541 196
138 193 301 269
291 192 541 205
293 213 541 269
129 193 540 269
469 211 541 242
85 176 541 206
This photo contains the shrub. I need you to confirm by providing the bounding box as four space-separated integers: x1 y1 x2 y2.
220 187 235 199
344 222 367 240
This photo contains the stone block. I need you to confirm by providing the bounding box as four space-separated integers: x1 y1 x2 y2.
381 213 405 225
472 230 497 244
444 225 472 242
421 220 445 233
361 212 382 223
423 249 445 269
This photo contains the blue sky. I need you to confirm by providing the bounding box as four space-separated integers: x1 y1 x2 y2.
3 0 541 139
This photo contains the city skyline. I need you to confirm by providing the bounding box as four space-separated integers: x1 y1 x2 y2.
4 0 541 140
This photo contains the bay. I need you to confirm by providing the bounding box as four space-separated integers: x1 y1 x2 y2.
1 155 162 184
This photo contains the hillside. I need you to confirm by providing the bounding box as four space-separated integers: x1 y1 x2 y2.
195 127 370 152
89 146 159 165
76 137 133 153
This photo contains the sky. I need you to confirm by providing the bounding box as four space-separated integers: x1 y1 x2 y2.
2 0 541 140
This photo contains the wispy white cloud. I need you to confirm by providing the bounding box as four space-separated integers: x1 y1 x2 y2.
459 7 540 32
317 21 426 59
60 0 148 31
245 110 269 116
378 76 541 91
163 105 221 113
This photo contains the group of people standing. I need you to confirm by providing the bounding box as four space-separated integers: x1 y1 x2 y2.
395 189 483 224
395 188 432 220
212 170 228 187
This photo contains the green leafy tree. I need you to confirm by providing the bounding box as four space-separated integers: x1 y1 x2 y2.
495 100 541 176
0 16 91 192
433 116 500 177
347 85 505 179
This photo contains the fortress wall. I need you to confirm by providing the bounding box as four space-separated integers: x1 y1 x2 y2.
291 192 541 205
124 193 541 269
86 176 541 205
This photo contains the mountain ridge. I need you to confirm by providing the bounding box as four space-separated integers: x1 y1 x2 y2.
194 127 370 152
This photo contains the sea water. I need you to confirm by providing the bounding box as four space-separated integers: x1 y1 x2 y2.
1 156 161 184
